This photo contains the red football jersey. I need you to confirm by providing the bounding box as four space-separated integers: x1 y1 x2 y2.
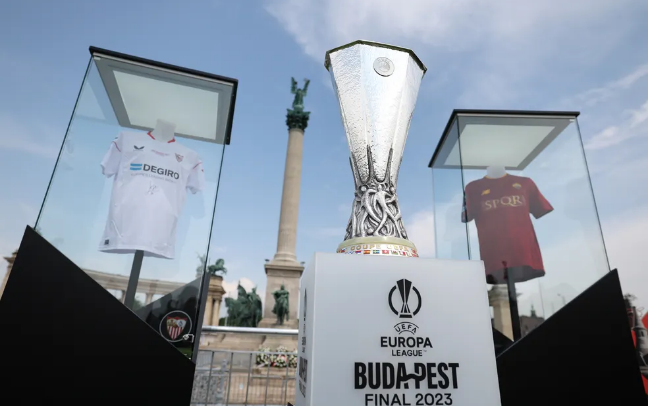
462 174 553 282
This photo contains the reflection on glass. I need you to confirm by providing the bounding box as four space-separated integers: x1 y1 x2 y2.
34 50 235 360
431 112 609 341
431 119 469 261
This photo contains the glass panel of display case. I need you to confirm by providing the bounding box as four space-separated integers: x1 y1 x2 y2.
431 118 470 261
34 47 237 360
430 110 610 341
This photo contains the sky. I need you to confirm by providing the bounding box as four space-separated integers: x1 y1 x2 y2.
0 0 647 320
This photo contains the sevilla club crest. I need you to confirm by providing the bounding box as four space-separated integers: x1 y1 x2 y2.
160 310 193 343
175 153 184 162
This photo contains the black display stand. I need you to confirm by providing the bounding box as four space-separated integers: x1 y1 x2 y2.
135 271 211 363
0 226 196 404
504 267 522 341
492 325 513 356
496 269 647 405
123 249 144 309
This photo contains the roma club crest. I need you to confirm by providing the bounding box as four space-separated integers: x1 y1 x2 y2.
159 310 192 343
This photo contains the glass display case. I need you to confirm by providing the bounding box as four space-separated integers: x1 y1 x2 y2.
34 47 238 360
429 110 610 341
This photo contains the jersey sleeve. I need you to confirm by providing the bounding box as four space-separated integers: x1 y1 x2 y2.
100 133 123 178
187 158 205 194
528 179 553 219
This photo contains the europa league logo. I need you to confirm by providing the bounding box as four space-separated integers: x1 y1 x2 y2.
388 279 421 319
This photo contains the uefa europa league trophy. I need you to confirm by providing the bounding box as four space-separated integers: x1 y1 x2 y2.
325 40 426 257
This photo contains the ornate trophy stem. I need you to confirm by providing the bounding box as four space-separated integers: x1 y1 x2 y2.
325 40 426 257
345 146 407 240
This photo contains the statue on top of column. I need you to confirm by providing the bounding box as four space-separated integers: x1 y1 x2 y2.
287 77 310 131
272 284 290 325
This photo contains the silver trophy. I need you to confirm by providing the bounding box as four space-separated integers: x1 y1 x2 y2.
325 40 427 257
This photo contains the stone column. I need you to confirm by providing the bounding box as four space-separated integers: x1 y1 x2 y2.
211 298 221 327
259 103 310 330
272 127 305 264
120 290 126 303
206 276 226 326
0 250 17 299
203 296 213 326
145 293 154 305
489 285 514 340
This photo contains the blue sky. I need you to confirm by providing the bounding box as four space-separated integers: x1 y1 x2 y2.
0 0 647 317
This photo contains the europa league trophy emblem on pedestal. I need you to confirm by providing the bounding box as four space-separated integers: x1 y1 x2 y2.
325 40 427 257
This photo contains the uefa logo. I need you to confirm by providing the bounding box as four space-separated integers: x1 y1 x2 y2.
373 57 395 77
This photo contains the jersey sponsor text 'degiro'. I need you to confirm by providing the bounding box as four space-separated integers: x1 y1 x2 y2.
99 131 205 259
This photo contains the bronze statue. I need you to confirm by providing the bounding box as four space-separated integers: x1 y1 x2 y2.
207 258 227 276
290 77 310 112
196 255 227 278
224 283 262 327
286 78 311 131
272 284 290 325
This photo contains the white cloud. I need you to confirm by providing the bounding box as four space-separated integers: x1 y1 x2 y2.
265 0 641 104
585 101 647 150
405 210 435 258
600 209 648 310
222 277 259 298
564 65 649 150
267 0 632 57
572 65 648 108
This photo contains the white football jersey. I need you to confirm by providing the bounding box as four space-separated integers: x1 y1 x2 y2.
99 131 205 259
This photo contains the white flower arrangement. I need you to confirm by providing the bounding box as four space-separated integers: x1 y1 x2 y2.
256 345 298 368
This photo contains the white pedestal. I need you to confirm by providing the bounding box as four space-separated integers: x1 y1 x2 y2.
294 253 501 406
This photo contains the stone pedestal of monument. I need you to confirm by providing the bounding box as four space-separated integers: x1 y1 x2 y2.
258 262 303 330
489 284 520 340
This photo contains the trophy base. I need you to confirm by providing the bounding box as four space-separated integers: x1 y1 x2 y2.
336 236 418 257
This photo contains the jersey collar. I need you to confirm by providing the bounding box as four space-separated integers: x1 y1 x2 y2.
484 173 508 180
147 131 176 143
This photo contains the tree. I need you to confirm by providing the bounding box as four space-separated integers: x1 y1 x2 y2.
132 298 144 311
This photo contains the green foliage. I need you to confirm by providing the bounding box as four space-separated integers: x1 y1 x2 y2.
132 297 144 311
